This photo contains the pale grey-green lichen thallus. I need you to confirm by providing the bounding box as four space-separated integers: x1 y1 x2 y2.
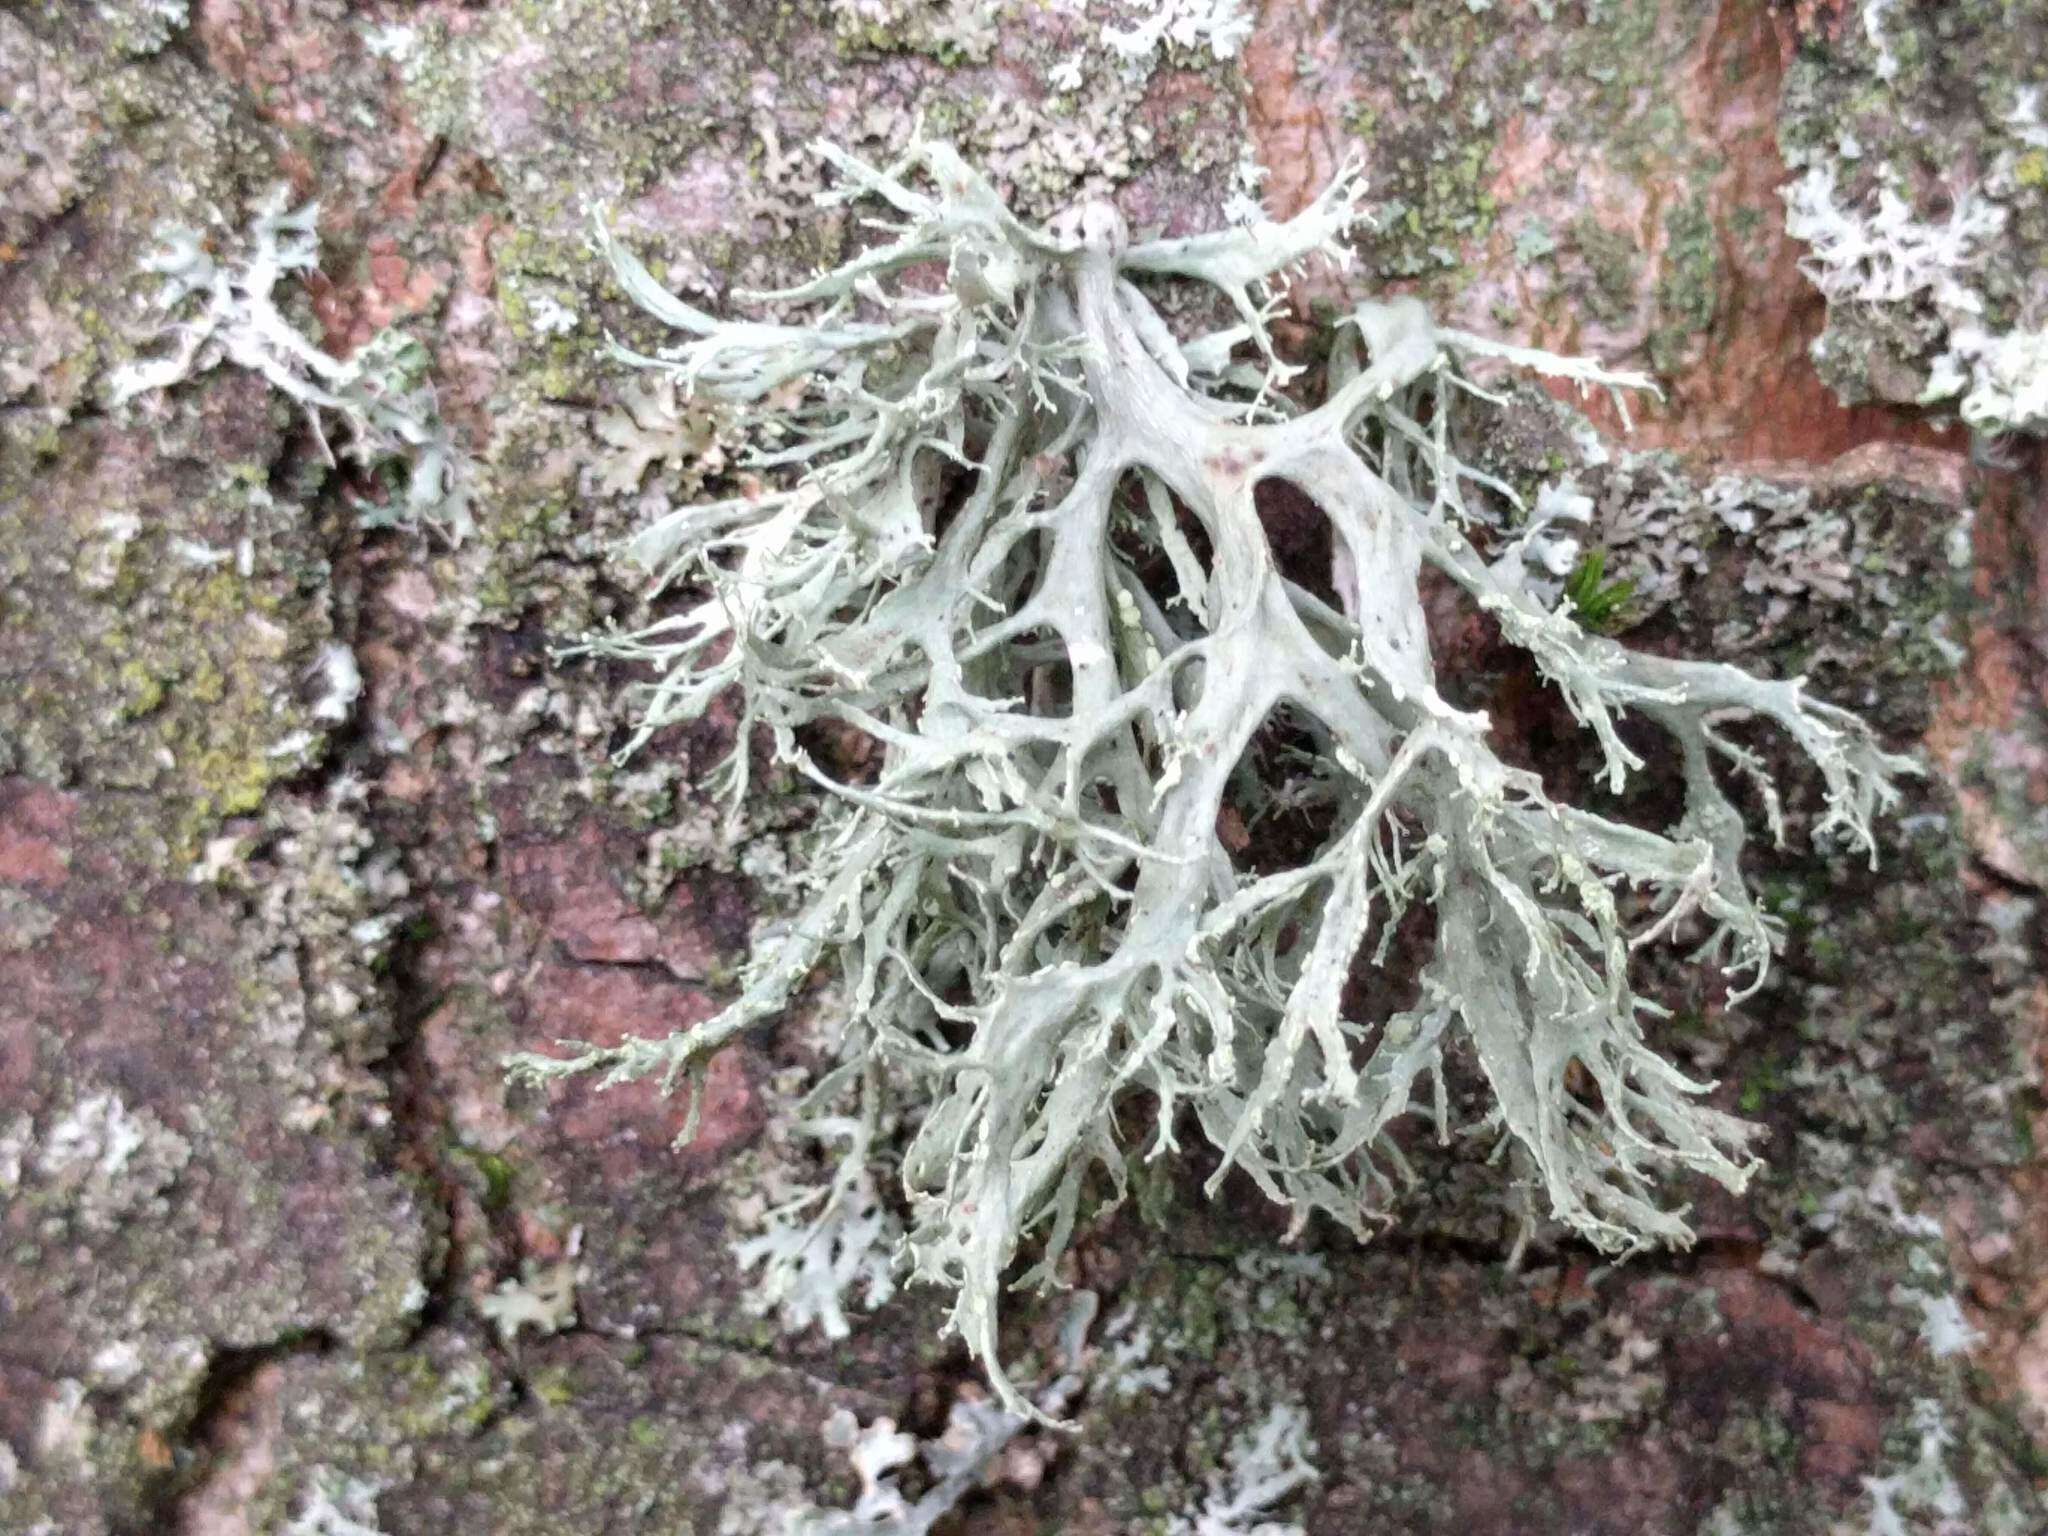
508 140 1912 1420
109 188 473 543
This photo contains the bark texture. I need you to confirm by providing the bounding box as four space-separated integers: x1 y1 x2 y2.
2 2 2046 1532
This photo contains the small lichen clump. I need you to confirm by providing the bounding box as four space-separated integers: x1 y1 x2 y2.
1168 1402 1318 1536
109 187 474 541
512 141 1909 1414
1776 1 2048 437
1780 163 2047 433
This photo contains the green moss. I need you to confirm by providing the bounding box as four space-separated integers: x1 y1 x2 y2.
116 659 168 719
1562 549 1635 633
1650 189 1720 375
1805 930 1848 976
1131 1157 1178 1232
453 1145 519 1213
1178 1265 1226 1361
1567 216 1641 325
527 1365 580 1407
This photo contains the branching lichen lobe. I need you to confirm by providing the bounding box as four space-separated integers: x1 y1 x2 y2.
510 141 1911 1416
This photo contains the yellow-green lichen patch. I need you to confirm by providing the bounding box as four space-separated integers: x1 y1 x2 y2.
1649 185 1723 375
1333 0 1522 286
154 1333 891 1536
0 402 349 865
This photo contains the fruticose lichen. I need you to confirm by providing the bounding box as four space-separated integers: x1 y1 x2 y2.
1776 0 2048 437
1167 1402 1318 1536
511 139 1911 1416
109 187 474 541
773 1391 1057 1536
731 1107 904 1342
1780 162 2048 433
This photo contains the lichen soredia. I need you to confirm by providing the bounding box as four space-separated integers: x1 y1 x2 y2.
508 140 1912 1418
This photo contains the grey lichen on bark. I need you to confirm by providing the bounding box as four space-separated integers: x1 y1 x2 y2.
509 139 1913 1418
